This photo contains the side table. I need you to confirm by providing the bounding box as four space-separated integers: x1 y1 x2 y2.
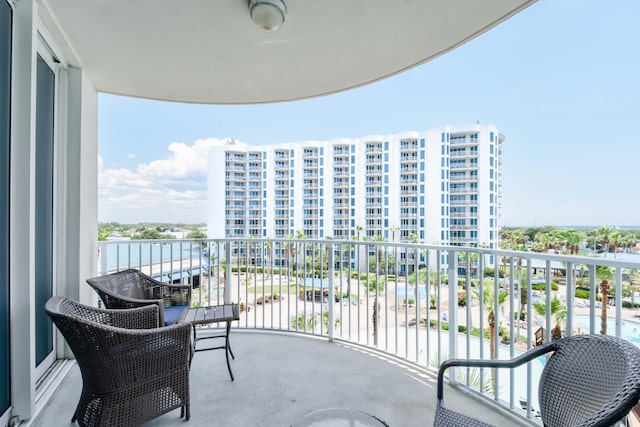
179 303 240 381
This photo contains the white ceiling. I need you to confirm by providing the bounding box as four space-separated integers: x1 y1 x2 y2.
40 0 536 104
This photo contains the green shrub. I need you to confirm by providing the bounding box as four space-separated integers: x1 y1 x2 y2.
575 289 590 299
426 319 466 333
532 283 559 291
457 291 467 307
576 278 590 290
484 268 504 278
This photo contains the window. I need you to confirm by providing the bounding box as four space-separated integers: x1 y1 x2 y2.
35 50 58 374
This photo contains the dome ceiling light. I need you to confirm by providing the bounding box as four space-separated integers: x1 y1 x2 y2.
249 0 287 32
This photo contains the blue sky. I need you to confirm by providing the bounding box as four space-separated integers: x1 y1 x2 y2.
98 1 640 227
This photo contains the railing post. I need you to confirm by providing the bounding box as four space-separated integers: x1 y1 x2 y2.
99 242 107 275
328 245 335 343
225 241 232 304
615 267 623 337
566 261 573 336
448 250 458 384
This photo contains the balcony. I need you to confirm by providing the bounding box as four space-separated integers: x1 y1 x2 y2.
84 237 640 426
35 328 523 426
4 2 547 424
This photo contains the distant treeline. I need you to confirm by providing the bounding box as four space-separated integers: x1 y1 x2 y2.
500 226 640 254
98 222 206 241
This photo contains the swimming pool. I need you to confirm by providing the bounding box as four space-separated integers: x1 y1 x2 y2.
574 315 640 347
389 286 427 300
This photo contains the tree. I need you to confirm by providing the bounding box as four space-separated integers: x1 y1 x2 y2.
371 234 386 275
597 226 613 255
186 230 207 239
472 282 507 389
294 230 307 272
561 229 583 255
132 228 166 240
596 265 613 335
630 269 640 310
388 226 398 243
409 232 419 274
98 224 112 241
475 283 508 361
533 294 567 340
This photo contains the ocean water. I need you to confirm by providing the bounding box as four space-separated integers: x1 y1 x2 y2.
100 241 207 270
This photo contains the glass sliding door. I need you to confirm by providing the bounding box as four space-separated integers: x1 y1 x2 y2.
34 53 55 369
0 0 11 417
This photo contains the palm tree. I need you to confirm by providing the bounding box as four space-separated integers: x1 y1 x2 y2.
409 232 419 274
596 265 613 335
562 229 583 255
534 232 552 252
533 294 567 340
371 234 386 275
475 283 508 386
388 226 398 243
286 233 295 269
598 226 613 255
264 239 272 277
295 230 307 273
630 269 640 309
610 231 621 258
355 225 363 241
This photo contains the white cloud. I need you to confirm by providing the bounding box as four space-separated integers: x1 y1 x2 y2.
98 138 233 223
127 153 135 159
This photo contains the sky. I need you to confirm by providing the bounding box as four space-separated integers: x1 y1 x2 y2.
98 1 640 227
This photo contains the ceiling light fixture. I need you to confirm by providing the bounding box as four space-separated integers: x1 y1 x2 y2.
249 0 286 32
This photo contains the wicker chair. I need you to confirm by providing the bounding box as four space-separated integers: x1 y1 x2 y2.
86 268 191 326
435 334 640 427
45 296 192 427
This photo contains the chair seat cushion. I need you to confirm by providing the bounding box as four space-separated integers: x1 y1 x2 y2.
164 305 188 325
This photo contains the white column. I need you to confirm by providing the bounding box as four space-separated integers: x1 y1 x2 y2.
10 0 37 420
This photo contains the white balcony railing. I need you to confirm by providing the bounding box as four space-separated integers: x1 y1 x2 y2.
98 238 640 425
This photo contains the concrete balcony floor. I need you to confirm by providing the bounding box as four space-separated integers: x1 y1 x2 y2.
31 331 529 426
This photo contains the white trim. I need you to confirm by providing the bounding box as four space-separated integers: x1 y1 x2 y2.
1 0 14 422
33 38 59 383
37 16 68 69
10 0 38 419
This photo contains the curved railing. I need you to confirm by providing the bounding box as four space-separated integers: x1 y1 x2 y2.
98 237 640 424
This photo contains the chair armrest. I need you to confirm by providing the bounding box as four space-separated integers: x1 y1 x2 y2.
436 341 558 401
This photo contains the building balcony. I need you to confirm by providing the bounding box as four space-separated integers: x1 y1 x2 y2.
400 142 419 151
400 178 418 184
400 166 418 172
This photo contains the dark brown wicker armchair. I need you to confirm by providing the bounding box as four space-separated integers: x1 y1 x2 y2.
435 334 640 427
45 296 191 427
86 268 191 326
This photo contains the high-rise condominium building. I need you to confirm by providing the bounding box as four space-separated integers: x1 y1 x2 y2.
207 124 503 270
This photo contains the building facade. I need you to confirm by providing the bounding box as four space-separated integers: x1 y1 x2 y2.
207 125 504 271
